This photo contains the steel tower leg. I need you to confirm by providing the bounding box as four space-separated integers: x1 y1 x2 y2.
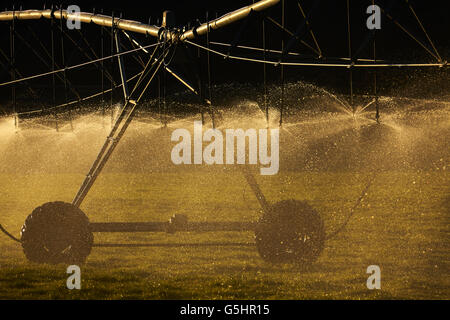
240 166 269 213
72 44 168 207
10 6 17 129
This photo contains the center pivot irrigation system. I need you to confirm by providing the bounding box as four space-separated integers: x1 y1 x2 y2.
0 0 447 265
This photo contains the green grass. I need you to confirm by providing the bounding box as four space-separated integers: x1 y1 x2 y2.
0 170 448 299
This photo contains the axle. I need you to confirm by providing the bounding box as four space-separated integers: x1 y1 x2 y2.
89 221 256 233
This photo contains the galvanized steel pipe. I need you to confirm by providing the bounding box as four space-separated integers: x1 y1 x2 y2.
0 0 280 42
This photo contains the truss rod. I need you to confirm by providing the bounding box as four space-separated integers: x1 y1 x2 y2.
405 0 442 62
103 27 147 68
0 42 160 88
280 0 320 61
209 41 382 62
125 35 213 110
130 36 215 125
15 70 144 116
297 0 322 58
122 30 148 54
380 7 439 62
186 40 446 68
121 30 147 67
265 16 320 57
0 19 443 94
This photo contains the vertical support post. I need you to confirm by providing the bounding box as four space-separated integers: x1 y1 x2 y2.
51 6 59 131
279 0 285 127
60 5 73 131
263 17 268 127
346 0 354 113
373 0 379 123
110 11 115 127
101 9 105 121
158 74 162 125
197 42 205 125
163 59 167 127
10 6 17 129
162 26 167 127
206 11 215 128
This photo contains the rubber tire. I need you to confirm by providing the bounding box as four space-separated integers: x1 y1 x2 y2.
255 199 325 265
21 201 93 264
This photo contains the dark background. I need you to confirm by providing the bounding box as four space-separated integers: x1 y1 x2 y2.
0 0 449 111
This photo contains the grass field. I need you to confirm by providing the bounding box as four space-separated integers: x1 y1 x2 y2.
0 94 448 299
0 170 448 299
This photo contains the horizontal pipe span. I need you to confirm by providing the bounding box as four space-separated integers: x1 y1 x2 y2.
0 9 161 38
181 0 280 40
89 221 256 233
0 0 280 41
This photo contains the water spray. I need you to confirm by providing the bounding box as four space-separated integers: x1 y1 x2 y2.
0 0 447 266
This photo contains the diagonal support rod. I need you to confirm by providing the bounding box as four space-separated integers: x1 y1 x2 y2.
121 30 147 67
104 27 148 69
115 31 130 102
280 0 321 62
380 7 440 62
405 0 442 62
127 35 214 116
265 16 320 57
240 166 269 213
297 0 322 58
